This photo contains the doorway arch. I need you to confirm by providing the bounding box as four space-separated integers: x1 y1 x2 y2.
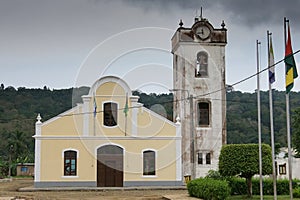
97 145 123 187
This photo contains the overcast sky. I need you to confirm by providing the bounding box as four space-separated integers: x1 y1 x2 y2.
1 0 300 93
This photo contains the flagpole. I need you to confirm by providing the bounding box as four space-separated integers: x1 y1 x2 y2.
93 93 96 136
125 112 127 136
267 30 277 200
94 111 96 136
256 39 263 200
124 93 129 136
284 17 293 200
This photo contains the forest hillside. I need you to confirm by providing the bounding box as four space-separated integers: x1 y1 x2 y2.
0 85 300 165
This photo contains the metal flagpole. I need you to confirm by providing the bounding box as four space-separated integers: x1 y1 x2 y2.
125 111 127 136
124 93 129 136
256 39 263 200
267 30 277 200
94 109 96 136
284 17 293 200
93 93 96 136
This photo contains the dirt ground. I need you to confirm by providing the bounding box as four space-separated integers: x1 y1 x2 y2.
0 178 188 200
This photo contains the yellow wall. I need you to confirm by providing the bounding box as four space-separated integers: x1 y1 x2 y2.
123 139 177 181
39 139 178 182
40 140 95 181
137 108 176 137
41 109 83 136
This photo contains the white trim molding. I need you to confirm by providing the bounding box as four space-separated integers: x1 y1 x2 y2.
33 135 181 140
34 139 41 182
102 100 119 129
95 143 125 156
82 95 91 136
62 148 79 158
88 76 132 96
61 176 79 179
130 96 140 136
176 139 182 181
141 148 157 177
34 117 42 182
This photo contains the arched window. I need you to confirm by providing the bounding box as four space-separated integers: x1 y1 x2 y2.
64 150 77 176
143 150 156 176
206 152 211 164
103 102 117 126
197 152 203 164
196 51 208 77
198 102 210 126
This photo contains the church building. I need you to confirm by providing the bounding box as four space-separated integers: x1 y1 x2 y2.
33 15 227 187
34 76 182 187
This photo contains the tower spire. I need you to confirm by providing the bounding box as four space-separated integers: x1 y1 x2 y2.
200 7 203 19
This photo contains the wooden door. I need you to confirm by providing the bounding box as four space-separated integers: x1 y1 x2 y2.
97 145 123 187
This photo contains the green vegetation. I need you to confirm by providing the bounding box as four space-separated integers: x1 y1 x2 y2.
187 177 231 200
1 86 300 177
228 195 300 200
204 170 300 199
0 85 89 176
227 177 299 196
227 90 300 146
219 144 272 197
293 107 300 157
132 90 173 120
294 187 300 198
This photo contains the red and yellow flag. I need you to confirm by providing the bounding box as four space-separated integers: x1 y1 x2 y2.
285 24 298 93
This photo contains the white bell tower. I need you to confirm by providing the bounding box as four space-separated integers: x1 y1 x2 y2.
171 15 227 179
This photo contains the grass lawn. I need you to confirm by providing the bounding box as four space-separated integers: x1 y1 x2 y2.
229 195 300 199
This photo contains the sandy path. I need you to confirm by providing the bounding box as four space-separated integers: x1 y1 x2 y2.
0 178 187 200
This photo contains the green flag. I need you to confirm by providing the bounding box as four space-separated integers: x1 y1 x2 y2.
123 93 129 117
285 24 298 93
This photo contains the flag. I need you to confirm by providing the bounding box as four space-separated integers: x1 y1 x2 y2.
285 25 298 93
269 36 275 84
123 93 129 117
93 94 97 117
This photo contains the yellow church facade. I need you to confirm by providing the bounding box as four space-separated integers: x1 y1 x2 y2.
34 76 182 187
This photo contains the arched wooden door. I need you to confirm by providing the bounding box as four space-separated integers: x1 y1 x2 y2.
97 145 123 187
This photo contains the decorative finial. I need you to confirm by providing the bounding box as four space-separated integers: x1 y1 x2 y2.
221 20 226 29
175 116 181 125
179 19 183 27
200 7 203 19
36 113 42 123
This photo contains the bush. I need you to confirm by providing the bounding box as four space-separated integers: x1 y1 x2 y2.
251 178 273 195
227 177 299 196
187 178 231 200
275 179 291 195
227 177 247 195
206 170 224 180
294 187 300 198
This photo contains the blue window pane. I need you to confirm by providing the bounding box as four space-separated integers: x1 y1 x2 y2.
21 167 28 172
64 150 77 176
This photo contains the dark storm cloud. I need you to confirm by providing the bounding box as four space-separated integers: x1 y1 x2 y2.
122 0 300 27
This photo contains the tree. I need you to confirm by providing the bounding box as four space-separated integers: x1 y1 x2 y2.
219 144 272 197
4 130 30 161
293 108 300 158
